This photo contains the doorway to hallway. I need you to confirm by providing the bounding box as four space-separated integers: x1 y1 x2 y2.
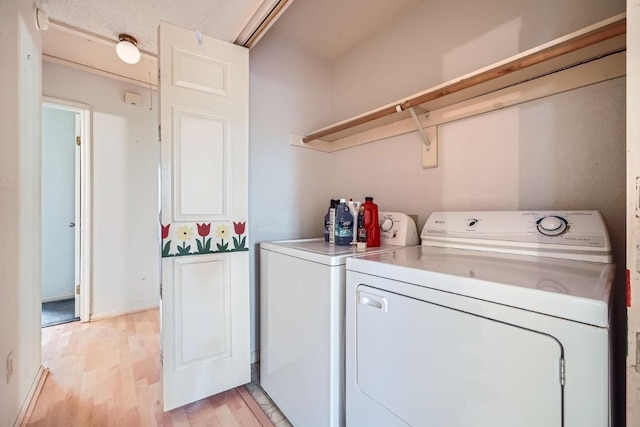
41 98 91 327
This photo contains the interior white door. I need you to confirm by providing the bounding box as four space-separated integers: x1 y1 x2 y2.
41 106 77 306
159 21 250 411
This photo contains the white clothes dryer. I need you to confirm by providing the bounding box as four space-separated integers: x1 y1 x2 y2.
345 211 614 427
260 212 418 427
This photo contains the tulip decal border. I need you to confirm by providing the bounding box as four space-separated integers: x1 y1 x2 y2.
161 221 248 258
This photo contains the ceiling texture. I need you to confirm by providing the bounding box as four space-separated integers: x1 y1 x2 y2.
38 0 426 87
39 0 285 87
41 0 271 54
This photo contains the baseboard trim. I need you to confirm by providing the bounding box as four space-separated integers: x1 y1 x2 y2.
89 302 159 321
236 386 274 427
14 365 49 427
42 295 74 303
251 350 260 364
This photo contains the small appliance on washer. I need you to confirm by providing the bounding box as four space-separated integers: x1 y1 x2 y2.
345 211 614 427
260 212 418 427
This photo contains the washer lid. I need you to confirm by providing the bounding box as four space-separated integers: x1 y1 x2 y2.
347 246 614 327
261 238 402 266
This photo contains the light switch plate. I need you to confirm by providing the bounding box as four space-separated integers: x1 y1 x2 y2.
422 126 438 169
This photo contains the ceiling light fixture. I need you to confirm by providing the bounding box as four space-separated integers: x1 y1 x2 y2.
116 34 141 64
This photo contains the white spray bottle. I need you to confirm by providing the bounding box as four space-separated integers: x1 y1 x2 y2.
347 199 361 244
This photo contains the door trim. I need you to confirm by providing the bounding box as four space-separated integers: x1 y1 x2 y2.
42 96 92 322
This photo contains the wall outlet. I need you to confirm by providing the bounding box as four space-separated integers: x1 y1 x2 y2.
6 351 13 384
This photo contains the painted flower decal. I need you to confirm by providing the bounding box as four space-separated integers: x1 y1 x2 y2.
196 223 212 254
176 226 193 255
233 221 247 251
216 225 229 239
197 223 211 237
161 224 172 257
177 226 193 241
233 221 246 235
161 221 248 257
161 224 170 239
216 225 230 251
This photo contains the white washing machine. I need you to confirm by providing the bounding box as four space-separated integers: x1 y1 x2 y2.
260 212 419 427
345 211 614 427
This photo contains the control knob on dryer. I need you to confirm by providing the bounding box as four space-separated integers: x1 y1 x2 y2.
537 215 568 236
380 217 394 232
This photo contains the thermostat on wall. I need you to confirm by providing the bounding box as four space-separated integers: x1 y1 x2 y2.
124 91 142 106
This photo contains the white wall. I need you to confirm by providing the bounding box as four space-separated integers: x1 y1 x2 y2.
249 31 333 353
41 106 77 302
43 62 160 319
0 0 43 424
329 0 625 121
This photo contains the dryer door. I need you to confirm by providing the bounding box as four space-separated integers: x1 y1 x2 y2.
354 284 563 427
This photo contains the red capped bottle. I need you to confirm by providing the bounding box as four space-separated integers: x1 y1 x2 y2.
361 197 380 247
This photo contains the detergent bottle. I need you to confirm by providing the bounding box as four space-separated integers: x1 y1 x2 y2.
334 199 354 246
359 197 380 247
324 199 340 242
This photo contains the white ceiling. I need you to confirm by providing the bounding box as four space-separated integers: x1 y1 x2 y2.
271 0 425 60
39 0 283 88
38 0 428 87
40 0 273 53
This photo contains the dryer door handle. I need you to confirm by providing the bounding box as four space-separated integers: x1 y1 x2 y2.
358 291 388 312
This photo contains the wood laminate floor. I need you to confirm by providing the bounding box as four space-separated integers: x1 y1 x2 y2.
27 309 273 427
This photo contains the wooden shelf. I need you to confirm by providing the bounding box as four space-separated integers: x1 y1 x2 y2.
299 13 626 147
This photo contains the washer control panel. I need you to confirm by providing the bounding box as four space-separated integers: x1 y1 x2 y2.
422 211 612 262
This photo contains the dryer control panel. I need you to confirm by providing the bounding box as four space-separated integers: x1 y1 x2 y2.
378 211 420 246
421 211 612 263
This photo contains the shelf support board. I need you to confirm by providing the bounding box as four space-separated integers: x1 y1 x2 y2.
406 106 431 150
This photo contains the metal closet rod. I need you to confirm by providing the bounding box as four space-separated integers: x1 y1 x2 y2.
302 17 626 144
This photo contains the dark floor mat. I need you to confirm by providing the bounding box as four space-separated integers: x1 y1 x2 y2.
42 298 78 328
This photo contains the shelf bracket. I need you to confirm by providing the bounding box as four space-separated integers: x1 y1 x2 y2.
398 105 430 150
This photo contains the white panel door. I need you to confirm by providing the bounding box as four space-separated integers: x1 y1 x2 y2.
159 21 249 411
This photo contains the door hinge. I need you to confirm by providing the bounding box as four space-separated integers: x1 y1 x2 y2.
160 351 163 366
160 282 163 299
158 124 161 142
76 136 81 146
559 356 566 385
75 284 80 295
